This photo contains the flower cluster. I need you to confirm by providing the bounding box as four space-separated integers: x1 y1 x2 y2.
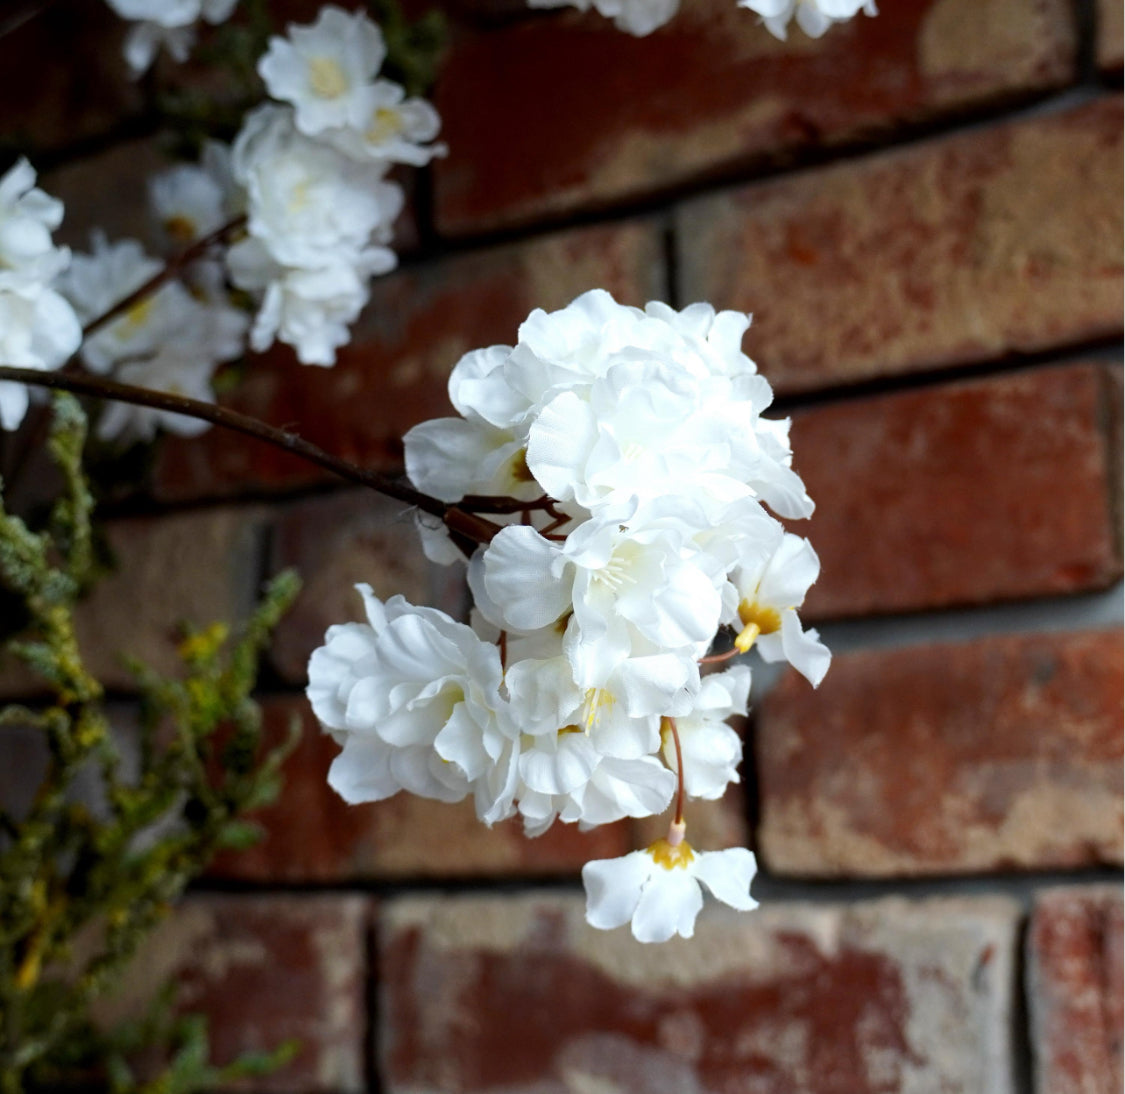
528 0 875 39
228 5 444 366
0 161 81 432
104 0 239 75
308 290 829 941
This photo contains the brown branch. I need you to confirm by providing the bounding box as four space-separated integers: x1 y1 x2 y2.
80 215 249 340
0 366 503 537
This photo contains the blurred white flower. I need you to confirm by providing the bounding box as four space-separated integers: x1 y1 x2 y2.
258 5 387 136
528 0 680 36
737 0 877 39
322 81 446 167
0 160 81 431
105 0 239 75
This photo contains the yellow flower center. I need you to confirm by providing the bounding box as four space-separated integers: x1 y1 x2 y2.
580 688 614 734
122 296 155 332
163 215 197 244
365 106 405 145
734 598 782 652
308 56 349 99
648 837 695 870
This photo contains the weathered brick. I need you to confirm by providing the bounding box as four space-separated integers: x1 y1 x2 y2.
153 219 665 500
380 892 1019 1093
1097 0 1124 72
266 489 465 684
0 507 265 698
756 630 1124 877
207 696 634 881
100 893 371 1094
1028 887 1124 1094
678 97 1123 393
793 363 1123 619
432 0 1077 234
0 3 143 159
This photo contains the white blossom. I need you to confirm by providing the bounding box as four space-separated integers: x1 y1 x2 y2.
105 0 239 75
0 160 81 431
258 5 387 137
148 163 226 250
322 81 446 167
728 529 831 687
583 838 758 942
737 0 877 39
528 0 680 36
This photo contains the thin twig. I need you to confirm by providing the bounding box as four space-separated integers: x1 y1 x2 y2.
0 365 469 524
80 215 248 340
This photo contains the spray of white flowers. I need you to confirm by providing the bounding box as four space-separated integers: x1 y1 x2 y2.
307 290 830 941
3 3 833 945
0 6 443 442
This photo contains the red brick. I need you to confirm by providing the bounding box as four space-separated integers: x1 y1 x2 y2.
380 892 1019 1093
1097 0 1124 72
207 696 634 882
432 0 1077 234
0 506 266 698
0 4 144 159
1028 887 1124 1094
756 630 1124 877
266 489 466 684
794 363 1123 619
100 893 370 1094
678 98 1123 393
153 219 665 501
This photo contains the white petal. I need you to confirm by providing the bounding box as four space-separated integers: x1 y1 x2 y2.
631 867 702 943
483 525 572 631
327 735 400 803
582 851 651 931
692 847 759 912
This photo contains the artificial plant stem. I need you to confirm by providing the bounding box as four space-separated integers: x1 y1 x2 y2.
80 215 249 339
0 365 458 520
666 717 686 826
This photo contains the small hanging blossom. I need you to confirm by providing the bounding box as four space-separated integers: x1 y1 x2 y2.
309 290 829 941
528 0 680 38
104 0 240 76
0 160 82 431
582 822 759 942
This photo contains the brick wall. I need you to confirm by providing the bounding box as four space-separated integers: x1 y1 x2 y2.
1 1 1121 1091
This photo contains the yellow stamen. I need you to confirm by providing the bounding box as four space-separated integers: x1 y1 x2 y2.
647 836 695 870
308 56 349 99
734 599 782 652
163 214 197 244
365 106 405 145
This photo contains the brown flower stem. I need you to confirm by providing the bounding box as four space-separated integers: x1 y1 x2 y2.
665 717 686 827
0 365 507 548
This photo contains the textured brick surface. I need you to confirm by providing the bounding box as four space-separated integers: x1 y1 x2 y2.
266 489 466 684
1098 0 1124 71
207 696 634 881
380 893 1019 1093
756 630 1124 877
432 0 1077 234
153 219 664 500
793 362 1123 620
1028 887 1124 1094
0 3 143 158
101 894 370 1094
678 97 1123 393
0 507 265 698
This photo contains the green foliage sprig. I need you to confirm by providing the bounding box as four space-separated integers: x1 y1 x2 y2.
0 396 300 1093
